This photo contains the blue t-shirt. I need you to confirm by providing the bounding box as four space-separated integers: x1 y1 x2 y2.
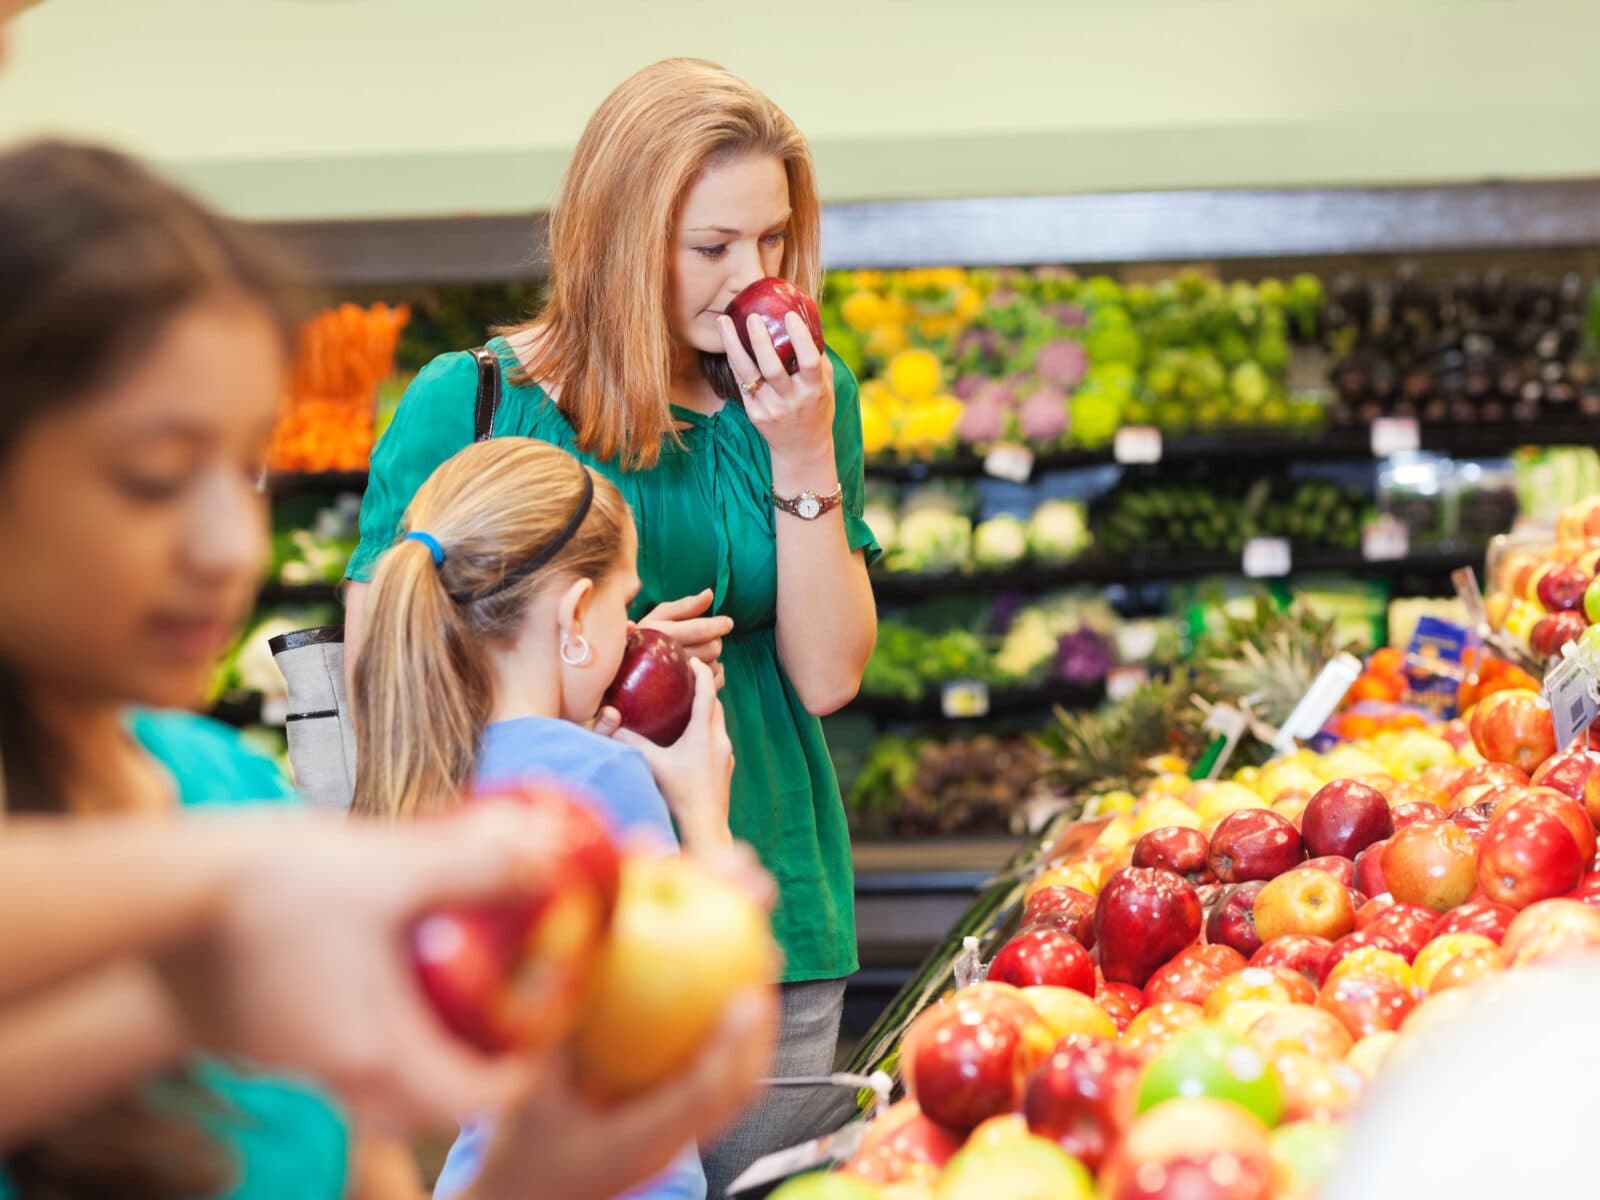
433 717 706 1200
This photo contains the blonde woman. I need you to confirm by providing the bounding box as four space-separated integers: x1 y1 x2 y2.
345 58 878 1188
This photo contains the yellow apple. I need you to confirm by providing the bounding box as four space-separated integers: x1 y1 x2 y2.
1412 933 1499 992
1131 795 1203 837
1195 782 1266 824
1325 946 1414 991
1020 986 1117 1043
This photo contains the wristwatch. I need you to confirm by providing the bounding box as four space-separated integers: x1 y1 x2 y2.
773 482 844 521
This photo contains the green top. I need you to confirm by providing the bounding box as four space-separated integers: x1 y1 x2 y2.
0 712 350 1200
348 340 879 982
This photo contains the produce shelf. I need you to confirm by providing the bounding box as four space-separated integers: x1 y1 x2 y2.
871 543 1487 598
847 678 1106 723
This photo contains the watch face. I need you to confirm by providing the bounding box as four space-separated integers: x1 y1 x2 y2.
797 496 822 519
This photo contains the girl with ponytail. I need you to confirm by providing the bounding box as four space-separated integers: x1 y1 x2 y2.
352 437 736 1200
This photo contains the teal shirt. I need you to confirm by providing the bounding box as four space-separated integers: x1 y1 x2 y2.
349 340 879 982
0 712 350 1200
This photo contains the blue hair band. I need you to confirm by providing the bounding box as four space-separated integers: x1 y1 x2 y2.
405 530 445 566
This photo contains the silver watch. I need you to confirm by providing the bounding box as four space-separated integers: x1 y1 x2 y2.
773 483 843 521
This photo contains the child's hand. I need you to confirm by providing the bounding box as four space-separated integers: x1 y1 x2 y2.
612 659 733 853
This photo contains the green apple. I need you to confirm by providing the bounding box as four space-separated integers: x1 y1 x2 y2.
769 1172 880 1200
1269 1119 1343 1193
1137 1022 1284 1126
1581 622 1600 657
1585 578 1600 624
934 1134 1094 1200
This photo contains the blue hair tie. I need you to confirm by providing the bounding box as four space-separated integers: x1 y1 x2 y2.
405 530 445 566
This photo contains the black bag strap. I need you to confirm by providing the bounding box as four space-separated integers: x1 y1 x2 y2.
468 345 502 442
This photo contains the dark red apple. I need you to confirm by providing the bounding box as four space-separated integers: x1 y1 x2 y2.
726 276 825 375
1301 855 1357 887
1205 881 1268 959
1250 935 1334 987
1301 780 1394 860
1095 982 1146 1033
1023 1039 1141 1172
988 927 1096 995
1207 810 1304 884
1023 884 1096 926
1430 898 1517 944
1094 868 1203 987
601 627 695 745
1132 826 1215 886
1390 802 1445 830
1477 801 1586 909
1352 839 1390 898
1537 563 1591 613
1531 748 1600 807
1531 611 1589 658
903 996 1055 1134
412 782 622 1055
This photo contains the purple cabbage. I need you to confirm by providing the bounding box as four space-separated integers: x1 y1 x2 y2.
1017 385 1070 442
1055 627 1115 684
958 394 1010 444
1034 339 1089 386
1045 302 1089 329
952 372 988 401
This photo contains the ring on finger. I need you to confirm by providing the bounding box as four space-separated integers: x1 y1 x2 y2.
741 376 765 397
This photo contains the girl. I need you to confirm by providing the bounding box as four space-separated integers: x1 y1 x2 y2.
0 138 772 1200
344 59 879 1190
351 435 736 1199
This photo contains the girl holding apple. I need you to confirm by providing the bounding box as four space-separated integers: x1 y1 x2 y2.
344 58 878 1191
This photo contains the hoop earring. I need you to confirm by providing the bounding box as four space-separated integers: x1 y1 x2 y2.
560 632 592 667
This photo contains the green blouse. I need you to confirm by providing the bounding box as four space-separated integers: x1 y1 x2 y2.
348 340 878 982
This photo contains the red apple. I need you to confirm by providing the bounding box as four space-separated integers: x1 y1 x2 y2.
1208 810 1305 884
1569 872 1600 910
989 927 1096 995
601 627 696 745
1180 943 1250 974
1448 801 1497 843
1205 881 1268 959
1354 895 1395 930
1363 902 1438 962
1144 957 1223 1008
1095 868 1203 987
1316 973 1416 1039
1477 801 1586 909
1245 1004 1354 1061
411 782 622 1055
1380 822 1478 912
1320 930 1402 985
903 995 1056 1134
1420 764 1470 798
1112 1152 1272 1200
1023 885 1096 930
844 1098 963 1185
1501 897 1600 967
1456 761 1532 794
726 276 825 375
1132 826 1216 886
1253 867 1356 942
1301 855 1357 887
1511 788 1598 865
1250 935 1334 987
1352 840 1390 897
1531 611 1589 658
1301 780 1394 861
1430 898 1517 944
1389 802 1445 830
1472 689 1558 775
1095 982 1146 1033
1531 748 1600 808
1023 1039 1141 1172
1537 563 1591 613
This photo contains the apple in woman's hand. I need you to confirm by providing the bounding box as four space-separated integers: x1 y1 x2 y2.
603 628 696 745
727 277 824 375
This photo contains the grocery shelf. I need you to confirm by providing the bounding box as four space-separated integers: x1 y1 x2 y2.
871 543 1487 598
847 678 1105 723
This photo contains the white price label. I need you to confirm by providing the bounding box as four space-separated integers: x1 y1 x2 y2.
1106 666 1150 702
1545 655 1599 751
983 442 1035 483
1114 425 1163 465
941 680 991 719
1243 537 1292 578
1275 653 1364 751
1370 416 1421 458
261 696 290 727
1361 515 1410 562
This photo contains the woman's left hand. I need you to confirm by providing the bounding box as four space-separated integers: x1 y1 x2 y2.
719 311 835 464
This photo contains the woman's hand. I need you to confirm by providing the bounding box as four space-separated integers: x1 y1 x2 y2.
638 588 732 688
613 659 734 852
719 310 836 469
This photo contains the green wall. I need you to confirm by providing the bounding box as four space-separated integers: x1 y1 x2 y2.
2 0 1596 220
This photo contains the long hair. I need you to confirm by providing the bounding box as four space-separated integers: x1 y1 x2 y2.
0 141 300 1197
499 57 822 469
352 439 631 820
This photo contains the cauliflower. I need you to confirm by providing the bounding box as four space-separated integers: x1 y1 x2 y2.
1028 499 1092 563
862 500 899 555
973 515 1030 570
889 509 973 574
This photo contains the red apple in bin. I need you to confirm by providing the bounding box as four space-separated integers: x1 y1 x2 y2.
1302 855 1357 887
1301 780 1393 860
1023 1039 1141 1172
1133 826 1215 886
1531 611 1589 658
1206 881 1268 959
1472 690 1558 774
601 627 696 745
1511 789 1597 865
1390 801 1445 831
1144 956 1224 1008
1208 810 1305 884
411 782 621 1055
1431 898 1517 944
1537 563 1592 613
1476 801 1586 909
1096 982 1146 1033
988 927 1096 995
1501 897 1600 967
726 276 824 375
1381 822 1478 912
1095 868 1203 987
1364 902 1439 962
1250 935 1334 988
843 1097 963 1185
902 996 1056 1134
1352 839 1389 898
1531 747 1600 806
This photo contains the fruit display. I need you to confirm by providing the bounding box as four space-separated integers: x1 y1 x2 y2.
268 302 409 472
796 672 1600 1199
1486 495 1600 665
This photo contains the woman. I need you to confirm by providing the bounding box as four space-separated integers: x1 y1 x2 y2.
0 137 774 1200
344 58 878 1190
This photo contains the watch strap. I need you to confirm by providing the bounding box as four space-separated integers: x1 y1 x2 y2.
773 483 844 520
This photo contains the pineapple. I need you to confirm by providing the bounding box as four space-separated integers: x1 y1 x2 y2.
1037 668 1206 795
1195 596 1352 731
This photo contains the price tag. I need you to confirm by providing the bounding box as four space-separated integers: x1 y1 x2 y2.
1370 416 1420 458
941 680 991 719
260 696 290 726
1114 425 1163 465
1243 537 1292 578
1106 666 1149 702
1545 653 1599 751
1361 515 1410 562
1273 652 1364 753
983 442 1035 483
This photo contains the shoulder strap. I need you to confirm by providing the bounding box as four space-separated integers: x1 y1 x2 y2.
468 345 502 443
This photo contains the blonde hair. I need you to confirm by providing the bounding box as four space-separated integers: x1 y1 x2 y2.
352 439 631 820
502 57 822 469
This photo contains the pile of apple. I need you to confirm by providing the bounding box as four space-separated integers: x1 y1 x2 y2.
1488 496 1600 662
779 689 1600 1200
